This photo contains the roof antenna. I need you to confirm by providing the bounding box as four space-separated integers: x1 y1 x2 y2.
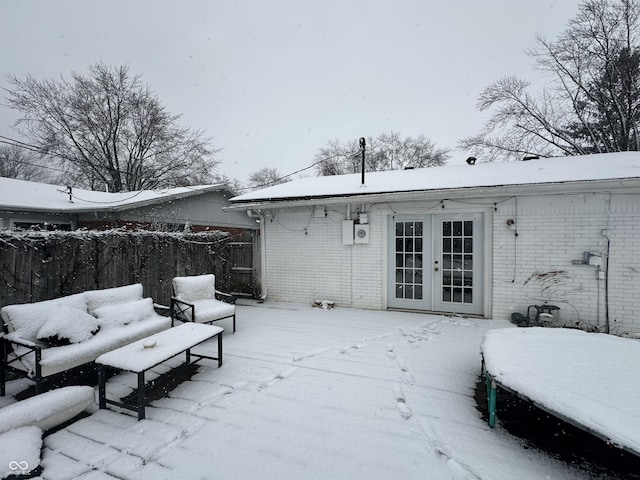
359 137 366 185
66 186 73 203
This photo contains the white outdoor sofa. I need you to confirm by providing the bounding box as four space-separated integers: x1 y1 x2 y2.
0 284 171 395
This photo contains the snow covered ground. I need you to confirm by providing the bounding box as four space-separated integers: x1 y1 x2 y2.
0 303 619 479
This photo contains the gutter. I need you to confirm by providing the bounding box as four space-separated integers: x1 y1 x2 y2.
224 178 640 211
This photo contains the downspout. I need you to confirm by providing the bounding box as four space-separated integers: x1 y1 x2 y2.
603 232 611 334
247 209 267 301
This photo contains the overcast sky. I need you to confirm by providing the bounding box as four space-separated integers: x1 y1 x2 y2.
0 1 579 187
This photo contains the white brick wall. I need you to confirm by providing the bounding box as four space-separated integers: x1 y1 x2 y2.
492 193 640 336
262 206 383 309
261 191 640 335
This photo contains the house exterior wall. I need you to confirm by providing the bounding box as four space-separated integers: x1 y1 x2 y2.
262 206 383 309
491 193 640 335
260 189 640 335
76 191 258 232
0 210 76 230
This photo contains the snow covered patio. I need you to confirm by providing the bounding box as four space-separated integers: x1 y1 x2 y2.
1 303 632 479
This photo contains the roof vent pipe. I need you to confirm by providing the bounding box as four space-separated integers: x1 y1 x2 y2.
359 137 366 185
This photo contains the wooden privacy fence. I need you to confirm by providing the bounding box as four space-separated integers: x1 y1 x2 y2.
0 230 259 308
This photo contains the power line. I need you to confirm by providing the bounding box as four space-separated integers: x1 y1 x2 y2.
1 133 361 196
0 134 219 188
237 149 361 193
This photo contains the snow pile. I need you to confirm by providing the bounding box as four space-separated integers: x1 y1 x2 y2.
482 327 640 454
0 426 42 480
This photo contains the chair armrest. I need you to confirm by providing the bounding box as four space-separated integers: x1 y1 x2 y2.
1 335 43 394
171 297 194 308
170 297 195 325
2 333 39 349
215 290 237 304
153 303 170 317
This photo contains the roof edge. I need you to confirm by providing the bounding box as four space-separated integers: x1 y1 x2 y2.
225 177 640 211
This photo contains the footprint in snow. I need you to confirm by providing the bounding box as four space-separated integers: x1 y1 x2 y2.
339 343 367 354
396 357 415 385
293 347 331 362
386 343 396 359
393 383 412 420
257 368 292 391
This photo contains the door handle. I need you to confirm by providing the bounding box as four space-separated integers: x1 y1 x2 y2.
434 267 439 272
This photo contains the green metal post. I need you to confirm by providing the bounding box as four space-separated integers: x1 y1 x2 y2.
488 377 497 428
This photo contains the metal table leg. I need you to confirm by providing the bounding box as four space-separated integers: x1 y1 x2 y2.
98 365 106 409
137 371 146 420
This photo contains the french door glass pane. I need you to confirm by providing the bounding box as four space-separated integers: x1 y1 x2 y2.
394 221 423 300
441 220 474 304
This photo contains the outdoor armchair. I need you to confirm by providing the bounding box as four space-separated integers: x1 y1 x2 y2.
170 274 236 333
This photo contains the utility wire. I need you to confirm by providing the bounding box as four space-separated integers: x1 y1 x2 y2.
1 133 362 196
0 134 223 191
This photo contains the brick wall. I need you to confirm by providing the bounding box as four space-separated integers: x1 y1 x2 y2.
261 191 640 335
492 193 640 336
262 206 383 309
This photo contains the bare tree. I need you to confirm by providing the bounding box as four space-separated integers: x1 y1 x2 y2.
0 144 53 182
247 167 290 190
213 173 245 196
314 132 449 176
459 0 640 161
5 64 220 191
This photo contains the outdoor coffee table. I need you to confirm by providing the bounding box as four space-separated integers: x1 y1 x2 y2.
96 322 223 420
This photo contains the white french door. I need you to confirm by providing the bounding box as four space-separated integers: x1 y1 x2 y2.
387 213 484 315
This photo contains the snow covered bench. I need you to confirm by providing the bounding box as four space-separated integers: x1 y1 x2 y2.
0 284 171 395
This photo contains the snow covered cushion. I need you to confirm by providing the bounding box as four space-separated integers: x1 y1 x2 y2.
0 293 87 342
0 386 94 434
173 274 216 302
184 299 235 323
36 307 99 346
84 284 144 315
93 297 156 327
0 426 42 479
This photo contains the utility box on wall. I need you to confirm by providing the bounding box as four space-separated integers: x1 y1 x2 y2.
354 224 370 244
342 220 354 245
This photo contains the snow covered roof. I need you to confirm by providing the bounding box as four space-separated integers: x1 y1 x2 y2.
230 152 640 208
0 177 230 213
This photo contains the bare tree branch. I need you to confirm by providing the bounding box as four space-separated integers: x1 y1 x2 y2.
5 64 220 191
